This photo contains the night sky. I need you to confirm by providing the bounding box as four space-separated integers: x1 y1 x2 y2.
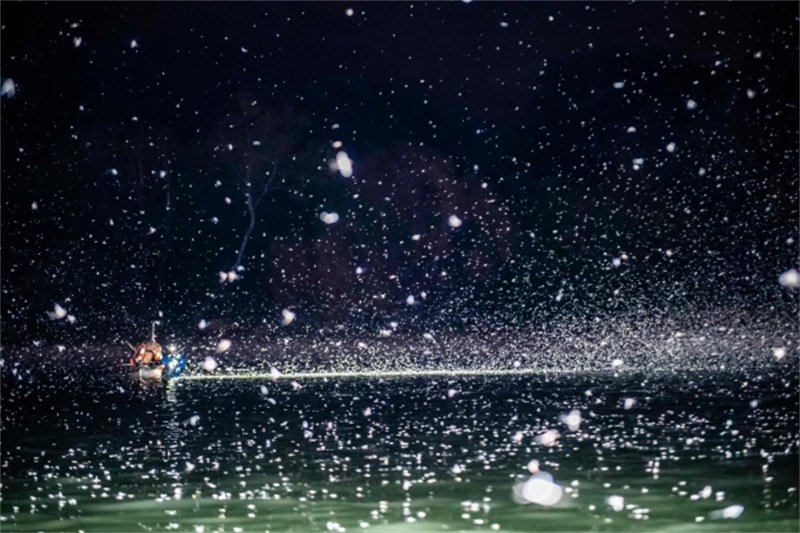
1 2 797 345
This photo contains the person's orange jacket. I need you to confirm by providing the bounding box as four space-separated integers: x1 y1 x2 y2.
130 341 163 367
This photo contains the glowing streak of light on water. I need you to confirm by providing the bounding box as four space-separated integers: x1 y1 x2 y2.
176 367 588 382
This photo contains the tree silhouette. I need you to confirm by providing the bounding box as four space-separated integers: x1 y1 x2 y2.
263 143 515 326
208 95 318 277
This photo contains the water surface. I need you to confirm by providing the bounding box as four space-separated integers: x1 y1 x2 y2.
2 365 797 532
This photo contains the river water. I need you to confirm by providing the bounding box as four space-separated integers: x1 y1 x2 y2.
1 364 797 532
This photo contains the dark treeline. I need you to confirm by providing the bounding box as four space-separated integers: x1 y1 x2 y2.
2 42 797 344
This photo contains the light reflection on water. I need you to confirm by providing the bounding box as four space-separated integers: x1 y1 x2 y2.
1 367 797 532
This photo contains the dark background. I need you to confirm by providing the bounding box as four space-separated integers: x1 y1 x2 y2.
1 2 797 345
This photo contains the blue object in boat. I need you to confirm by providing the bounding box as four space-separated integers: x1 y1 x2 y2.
161 352 186 378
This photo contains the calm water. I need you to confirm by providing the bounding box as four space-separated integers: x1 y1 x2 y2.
1 365 797 532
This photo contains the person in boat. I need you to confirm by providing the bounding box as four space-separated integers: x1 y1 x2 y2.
129 322 165 371
130 340 164 368
128 323 185 379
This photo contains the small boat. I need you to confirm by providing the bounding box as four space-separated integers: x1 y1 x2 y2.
128 323 186 380
130 365 164 381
